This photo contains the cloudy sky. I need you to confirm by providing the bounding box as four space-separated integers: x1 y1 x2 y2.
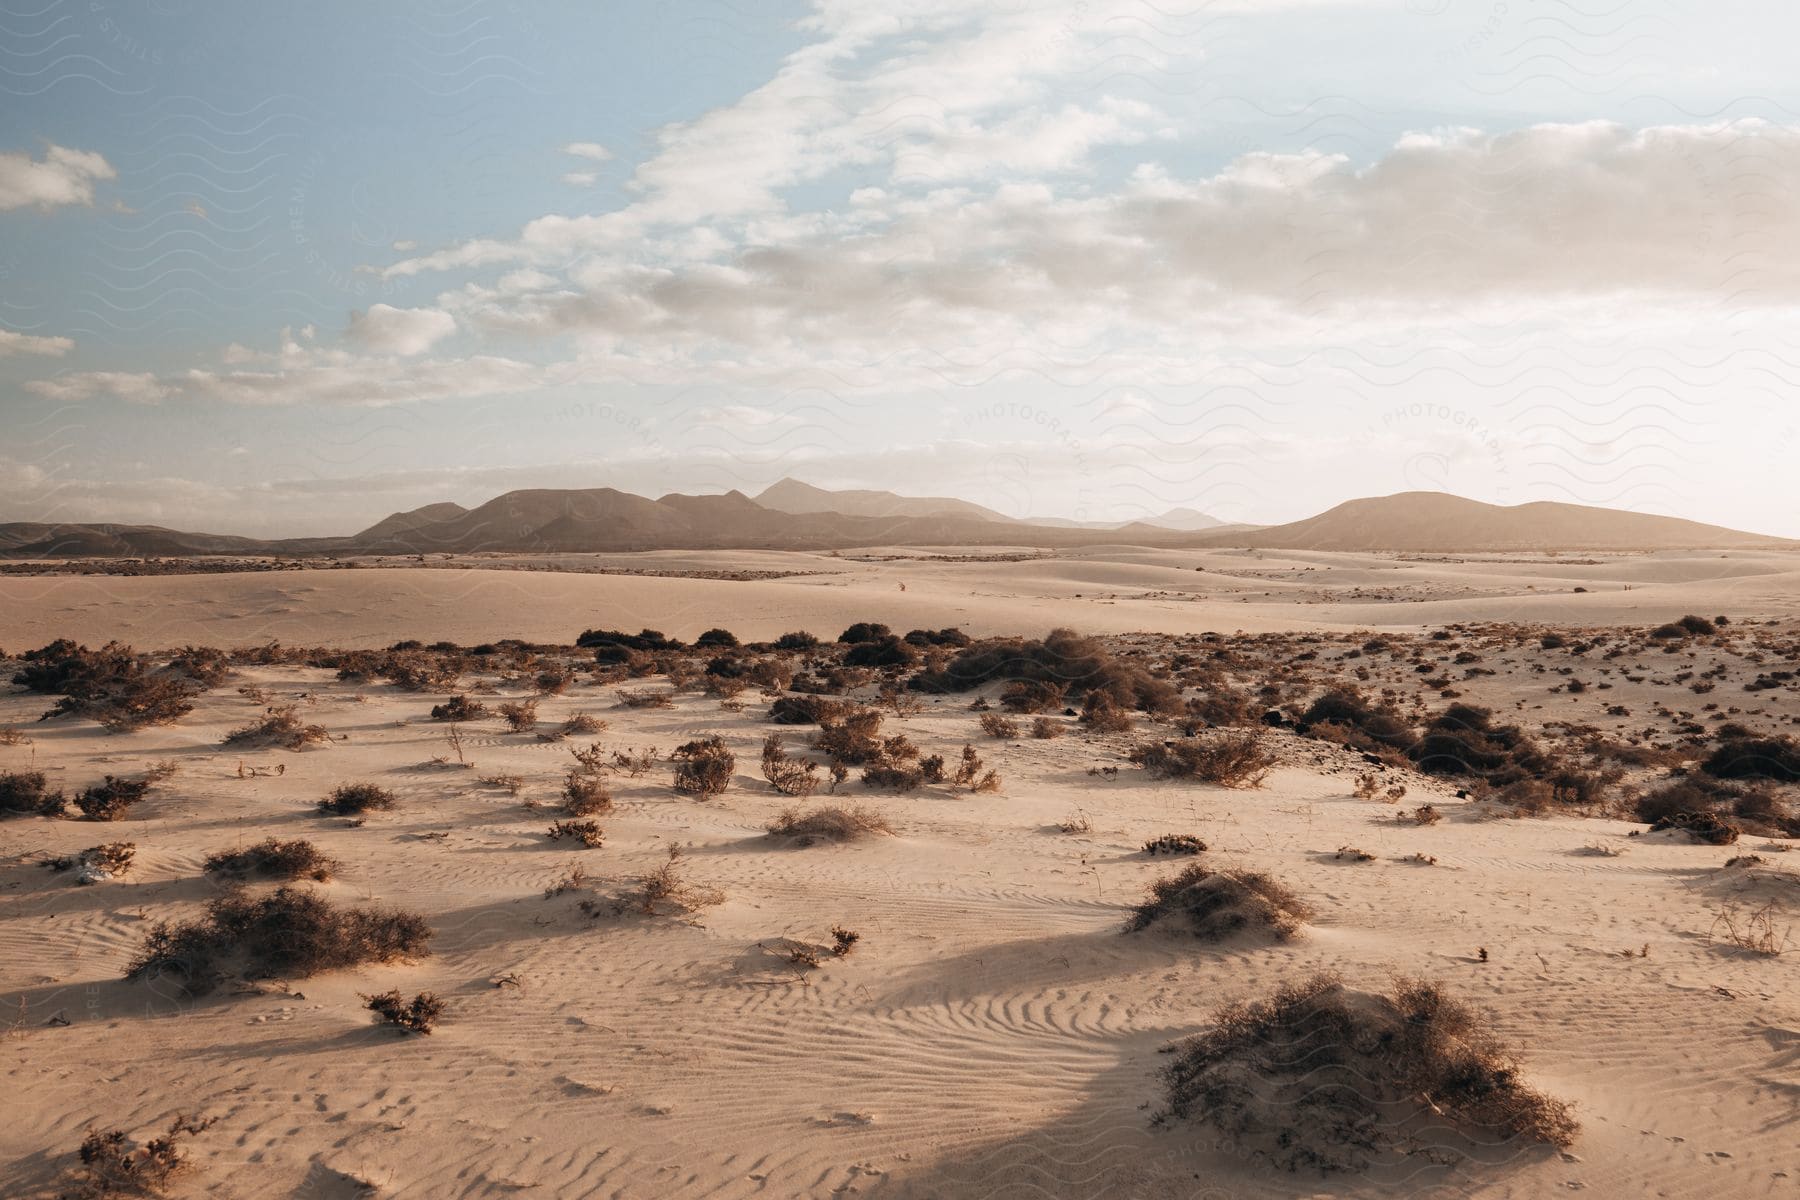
4 0 1800 537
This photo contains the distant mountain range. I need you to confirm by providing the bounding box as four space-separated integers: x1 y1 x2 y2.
0 484 1788 558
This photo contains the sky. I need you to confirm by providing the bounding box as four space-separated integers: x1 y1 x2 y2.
4 0 1800 538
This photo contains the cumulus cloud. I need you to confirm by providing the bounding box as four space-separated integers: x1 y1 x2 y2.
345 304 457 355
26 371 171 405
563 142 613 161
0 143 116 211
431 119 1800 360
0 328 73 357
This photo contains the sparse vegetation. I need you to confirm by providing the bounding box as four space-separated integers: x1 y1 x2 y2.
317 782 396 816
429 694 487 721
760 732 820 796
671 736 735 797
67 1113 216 1198
203 838 336 882
497 699 540 732
1157 972 1578 1170
1133 731 1274 788
74 775 152 821
1126 864 1310 940
224 705 329 750
127 887 431 992
1143 833 1207 856
46 842 136 882
979 712 1021 739
1 770 65 818
547 818 605 847
766 804 892 846
362 989 444 1034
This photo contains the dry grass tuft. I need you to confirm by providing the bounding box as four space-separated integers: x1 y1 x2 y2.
67 1113 217 1198
224 705 329 751
317 782 396 816
203 838 335 882
362 989 444 1035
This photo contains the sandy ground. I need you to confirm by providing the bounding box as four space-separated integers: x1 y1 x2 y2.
2 546 1798 650
2 552 1798 1198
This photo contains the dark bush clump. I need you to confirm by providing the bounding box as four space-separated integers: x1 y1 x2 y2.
430 694 488 721
838 622 893 644
774 630 820 651
1408 703 1546 786
318 783 396 816
127 886 431 992
908 628 1178 714
0 769 65 817
1126 864 1310 940
547 818 605 847
204 838 336 881
1296 688 1415 754
843 635 919 668
577 627 683 652
363 989 444 1035
766 804 891 846
75 775 152 821
1143 833 1207 856
1702 735 1800 783
769 694 848 725
903 627 971 648
71 1113 217 1197
695 627 740 649
1157 973 1578 1171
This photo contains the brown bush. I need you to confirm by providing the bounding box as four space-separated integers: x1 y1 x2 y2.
317 783 396 816
1157 972 1578 1171
979 712 1021 739
1030 716 1063 739
0 769 65 818
1132 731 1274 788
671 736 735 797
46 842 136 882
761 733 820 796
74 775 152 821
547 818 605 847
562 771 613 816
766 804 892 846
69 1113 216 1198
1143 833 1207 856
224 705 329 750
127 886 431 992
497 699 539 732
429 694 488 721
1126 864 1310 940
363 989 444 1035
204 838 336 881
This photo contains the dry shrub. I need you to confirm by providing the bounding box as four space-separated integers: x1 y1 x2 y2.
1133 731 1274 788
1 769 65 818
1711 900 1790 956
429 694 487 721
363 989 444 1035
617 689 675 709
0 725 30 746
1079 692 1135 734
767 804 892 846
769 694 849 725
47 842 136 883
612 845 722 917
69 1113 216 1198
951 743 1001 792
979 712 1021 739
497 699 539 732
203 838 335 882
1650 810 1741 845
224 705 329 750
1057 809 1093 834
1409 804 1444 826
563 770 613 816
75 775 152 821
610 746 659 777
167 646 231 688
1157 972 1578 1171
479 773 524 797
813 707 886 764
1000 679 1067 714
1296 688 1415 755
1143 833 1207 856
558 711 606 737
15 640 198 732
1126 864 1310 941
547 818 605 847
761 733 820 797
671 736 735 797
1031 716 1063 739
1635 774 1795 838
318 782 396 816
127 886 431 993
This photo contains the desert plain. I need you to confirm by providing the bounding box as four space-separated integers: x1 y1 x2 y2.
2 545 1798 1198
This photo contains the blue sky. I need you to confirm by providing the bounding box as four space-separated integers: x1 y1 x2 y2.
5 0 1800 536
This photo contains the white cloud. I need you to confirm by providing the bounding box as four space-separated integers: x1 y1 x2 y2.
564 141 613 161
344 304 457 356
26 371 171 404
0 328 73 357
563 171 598 186
0 143 116 212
